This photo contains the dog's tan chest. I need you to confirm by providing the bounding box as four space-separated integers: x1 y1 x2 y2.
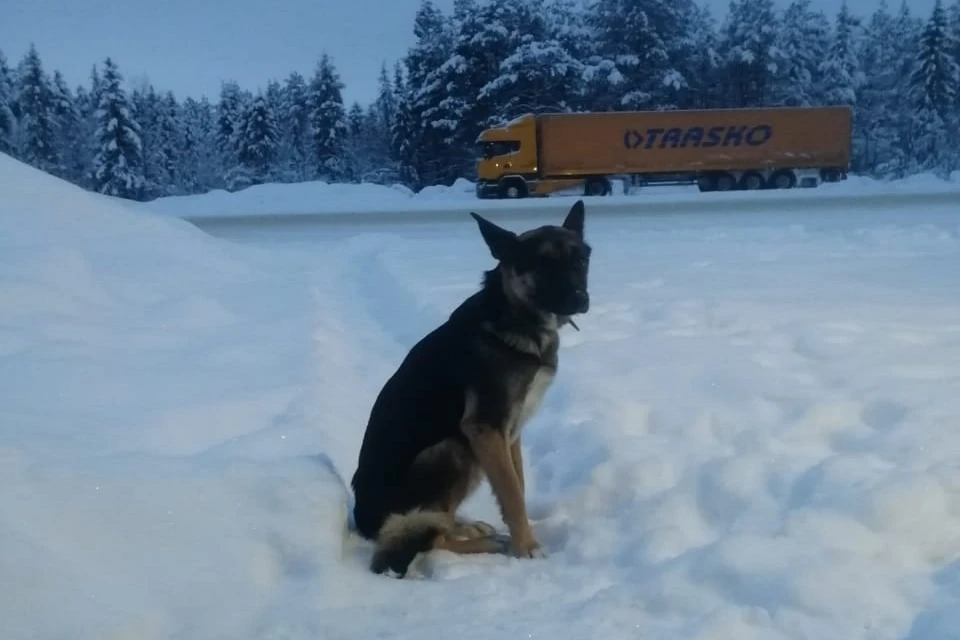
510 366 555 442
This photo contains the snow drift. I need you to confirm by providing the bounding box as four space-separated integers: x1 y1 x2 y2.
0 154 352 639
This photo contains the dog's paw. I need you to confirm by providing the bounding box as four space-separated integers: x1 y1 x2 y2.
511 536 546 559
453 519 498 540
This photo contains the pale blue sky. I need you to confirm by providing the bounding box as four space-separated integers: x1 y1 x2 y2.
0 0 936 106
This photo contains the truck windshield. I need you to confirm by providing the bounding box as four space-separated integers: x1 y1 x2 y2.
478 141 520 159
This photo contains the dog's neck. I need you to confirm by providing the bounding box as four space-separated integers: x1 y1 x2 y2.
478 267 562 363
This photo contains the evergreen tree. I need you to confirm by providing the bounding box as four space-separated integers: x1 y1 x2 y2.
91 58 145 199
681 4 724 109
280 71 310 182
234 92 280 187
856 0 911 172
390 63 418 188
718 0 785 106
16 44 59 172
180 96 219 193
373 63 397 135
909 0 959 174
50 70 80 180
216 80 248 179
478 39 584 120
306 53 349 181
775 0 831 106
819 2 863 105
403 0 457 188
0 49 15 155
585 0 674 109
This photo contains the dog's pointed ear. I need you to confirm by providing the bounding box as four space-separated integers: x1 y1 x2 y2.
470 212 516 260
562 199 585 237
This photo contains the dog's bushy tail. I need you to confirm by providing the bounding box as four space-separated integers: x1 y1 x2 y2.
370 509 453 577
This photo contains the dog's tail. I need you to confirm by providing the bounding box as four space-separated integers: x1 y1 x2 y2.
370 509 454 577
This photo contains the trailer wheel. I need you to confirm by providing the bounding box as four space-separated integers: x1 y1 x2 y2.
770 169 796 189
498 178 528 198
714 172 737 191
740 171 766 190
584 177 610 196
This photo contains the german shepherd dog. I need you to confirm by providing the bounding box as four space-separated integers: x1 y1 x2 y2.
349 200 591 577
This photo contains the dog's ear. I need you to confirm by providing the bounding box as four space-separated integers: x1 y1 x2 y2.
470 212 517 260
561 199 585 238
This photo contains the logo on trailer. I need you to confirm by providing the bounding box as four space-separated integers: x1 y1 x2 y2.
623 125 773 150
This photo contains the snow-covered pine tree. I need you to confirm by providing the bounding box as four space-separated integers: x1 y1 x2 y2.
73 65 105 189
306 53 350 181
233 92 280 188
91 57 145 199
373 63 397 136
402 0 457 188
280 71 310 182
132 83 162 196
857 0 902 172
216 80 249 181
819 2 863 106
478 39 584 121
180 96 219 193
663 0 720 109
15 44 59 173
909 0 959 175
588 0 699 109
343 101 366 182
157 91 184 194
584 0 674 110
718 0 785 106
775 0 831 106
390 62 419 188
0 49 15 155
541 0 597 111
872 1 925 178
50 70 81 181
680 3 724 109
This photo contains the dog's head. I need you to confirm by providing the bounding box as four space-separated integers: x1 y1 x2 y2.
470 200 591 320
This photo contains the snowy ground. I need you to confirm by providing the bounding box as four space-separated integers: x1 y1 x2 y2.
3 152 960 640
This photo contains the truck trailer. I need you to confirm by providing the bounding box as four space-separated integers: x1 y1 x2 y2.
474 106 852 199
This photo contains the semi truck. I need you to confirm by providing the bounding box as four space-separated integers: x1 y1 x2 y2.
474 106 852 198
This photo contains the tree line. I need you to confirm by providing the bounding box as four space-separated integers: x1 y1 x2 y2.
1 0 958 201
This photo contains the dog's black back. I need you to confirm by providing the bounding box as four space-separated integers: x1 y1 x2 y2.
350 201 590 574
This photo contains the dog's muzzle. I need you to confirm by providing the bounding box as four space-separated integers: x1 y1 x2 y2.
568 290 589 314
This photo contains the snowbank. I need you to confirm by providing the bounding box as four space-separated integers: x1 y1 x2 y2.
0 154 351 639
137 170 960 220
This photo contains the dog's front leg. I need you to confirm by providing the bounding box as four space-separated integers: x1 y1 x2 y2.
463 424 542 558
510 439 525 497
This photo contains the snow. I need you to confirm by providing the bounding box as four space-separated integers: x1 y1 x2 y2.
137 169 960 221
4 151 960 639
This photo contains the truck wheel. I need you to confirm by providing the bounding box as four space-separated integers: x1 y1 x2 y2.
498 179 528 198
740 171 765 190
584 177 609 196
770 170 796 189
714 172 736 191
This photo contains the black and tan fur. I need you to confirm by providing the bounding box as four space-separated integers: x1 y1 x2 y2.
349 200 591 577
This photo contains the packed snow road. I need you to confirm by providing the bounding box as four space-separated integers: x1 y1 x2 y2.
3 152 960 640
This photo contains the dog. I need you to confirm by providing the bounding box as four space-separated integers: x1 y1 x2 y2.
349 199 591 577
